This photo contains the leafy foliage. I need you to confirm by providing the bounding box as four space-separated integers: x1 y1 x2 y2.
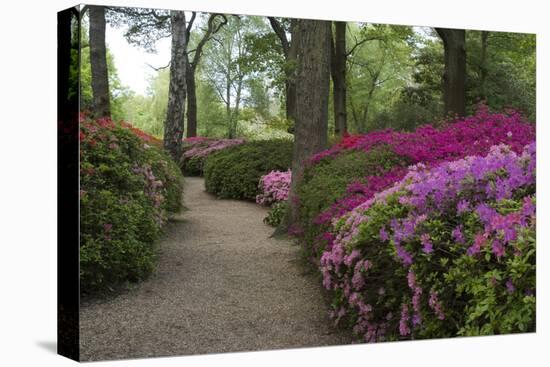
77 13 133 121
204 140 293 200
296 147 405 257
80 117 183 293
296 107 534 260
181 137 246 176
320 143 535 341
256 170 292 226
264 201 288 227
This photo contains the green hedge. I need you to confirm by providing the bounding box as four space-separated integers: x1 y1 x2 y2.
182 155 204 176
80 118 183 293
296 146 406 257
204 140 293 200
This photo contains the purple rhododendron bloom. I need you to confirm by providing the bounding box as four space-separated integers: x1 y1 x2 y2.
457 200 470 214
399 303 411 336
379 227 389 242
452 226 465 244
492 240 505 258
311 110 535 342
506 279 516 293
420 233 434 254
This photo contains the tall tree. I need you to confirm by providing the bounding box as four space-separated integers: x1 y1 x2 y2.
89 5 111 118
331 21 347 136
186 13 227 137
268 17 298 123
479 30 489 100
288 19 331 222
164 11 188 161
435 28 466 117
58 8 74 123
203 16 256 138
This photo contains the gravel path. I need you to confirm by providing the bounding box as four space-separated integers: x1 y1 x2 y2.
79 177 350 361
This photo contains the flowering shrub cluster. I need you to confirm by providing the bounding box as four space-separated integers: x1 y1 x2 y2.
296 107 535 260
120 121 163 147
181 137 245 176
320 143 535 341
80 117 183 293
256 170 292 205
256 170 292 226
310 106 533 165
204 140 293 200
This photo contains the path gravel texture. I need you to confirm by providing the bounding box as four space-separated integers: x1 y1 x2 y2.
79 177 351 361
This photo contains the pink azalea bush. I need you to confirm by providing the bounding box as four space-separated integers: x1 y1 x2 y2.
310 105 533 165
256 170 292 205
256 170 292 226
296 106 535 260
182 137 245 175
320 142 536 341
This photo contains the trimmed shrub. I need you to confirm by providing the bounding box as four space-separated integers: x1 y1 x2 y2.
181 137 245 176
80 117 183 293
296 147 406 256
204 140 293 200
320 143 535 341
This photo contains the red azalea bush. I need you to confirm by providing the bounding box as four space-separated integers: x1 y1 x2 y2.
295 106 535 260
120 121 163 147
181 137 245 176
80 117 183 293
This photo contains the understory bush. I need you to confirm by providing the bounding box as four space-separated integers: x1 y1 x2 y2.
80 117 183 293
181 137 245 176
297 147 406 256
257 170 292 226
296 107 535 260
320 143 535 341
264 201 289 226
204 140 293 200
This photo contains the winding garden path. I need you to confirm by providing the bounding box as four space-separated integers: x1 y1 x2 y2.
80 177 350 361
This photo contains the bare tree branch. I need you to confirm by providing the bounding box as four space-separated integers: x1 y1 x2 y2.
189 14 228 69
146 61 171 71
345 34 385 57
185 11 197 42
268 17 290 56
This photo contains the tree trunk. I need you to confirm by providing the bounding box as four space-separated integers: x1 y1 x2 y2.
185 64 198 138
285 77 297 123
287 19 331 223
435 28 466 117
268 17 298 124
164 10 187 162
89 6 111 118
226 73 232 138
233 78 243 138
480 31 489 100
331 21 347 136
285 19 298 124
185 14 228 138
58 9 73 123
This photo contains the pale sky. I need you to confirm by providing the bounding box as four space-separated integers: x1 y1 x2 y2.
105 17 434 97
106 23 171 96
